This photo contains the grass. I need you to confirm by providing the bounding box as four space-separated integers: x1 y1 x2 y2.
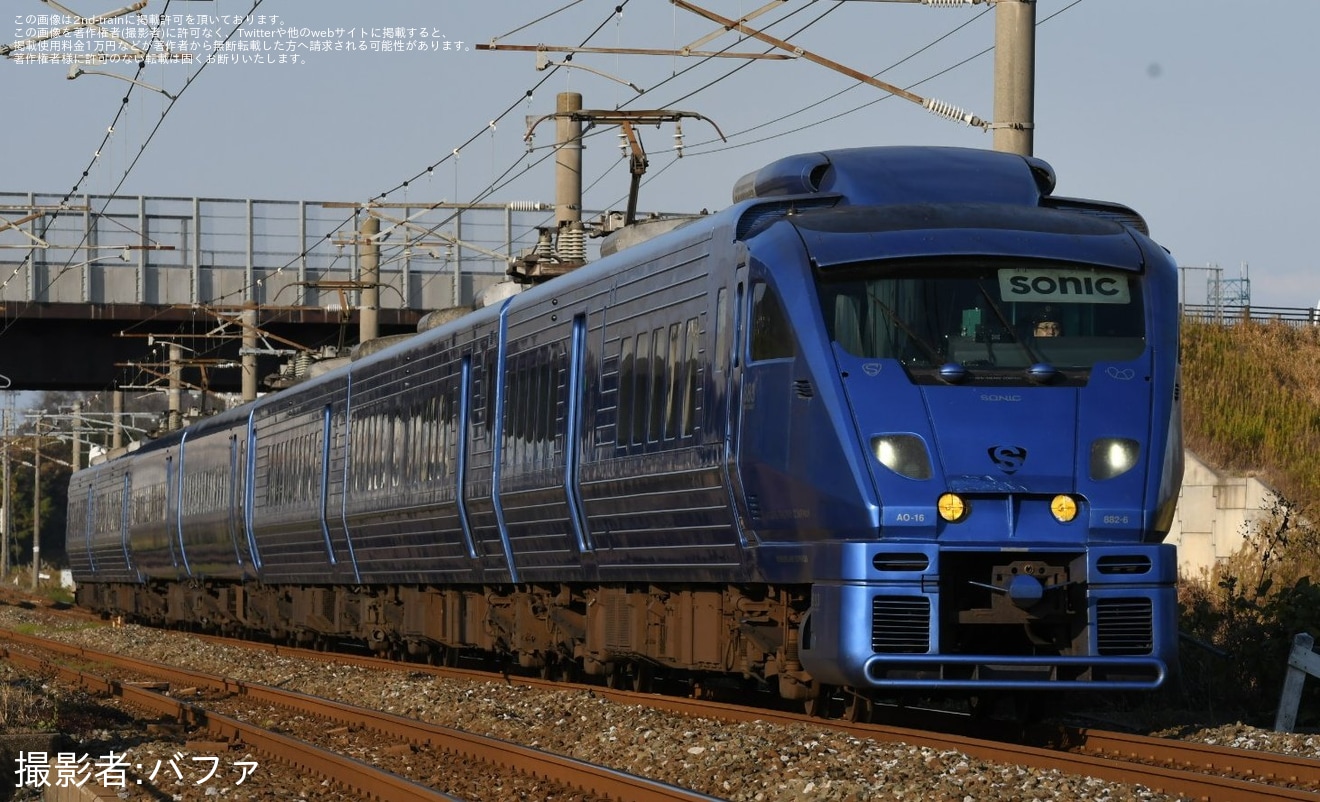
1181 319 1320 513
1174 318 1320 723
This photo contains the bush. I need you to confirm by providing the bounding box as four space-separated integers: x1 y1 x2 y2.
1173 496 1320 724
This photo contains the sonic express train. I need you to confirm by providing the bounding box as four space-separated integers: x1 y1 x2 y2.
66 146 1183 704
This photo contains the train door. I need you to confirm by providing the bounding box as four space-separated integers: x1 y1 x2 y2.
454 355 480 561
173 439 193 577
242 410 262 572
721 267 754 546
227 433 254 576
458 328 518 583
165 451 189 576
564 313 593 557
731 277 798 539
324 396 361 583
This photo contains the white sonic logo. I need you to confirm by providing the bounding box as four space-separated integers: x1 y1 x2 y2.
1106 367 1136 380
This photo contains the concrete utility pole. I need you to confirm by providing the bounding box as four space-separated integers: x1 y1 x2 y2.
72 400 82 471
992 0 1036 156
358 215 380 344
555 92 584 233
168 343 183 432
555 92 586 264
31 418 41 591
241 306 258 403
1 408 9 578
112 390 124 451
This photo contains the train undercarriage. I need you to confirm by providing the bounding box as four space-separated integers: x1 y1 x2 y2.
76 580 819 701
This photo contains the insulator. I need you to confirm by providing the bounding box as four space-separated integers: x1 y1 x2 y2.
558 225 586 263
535 228 555 258
505 201 545 211
923 0 979 5
618 130 628 157
923 97 985 128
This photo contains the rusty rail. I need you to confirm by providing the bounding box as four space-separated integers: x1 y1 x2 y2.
0 642 461 802
0 629 721 802
184 630 1320 801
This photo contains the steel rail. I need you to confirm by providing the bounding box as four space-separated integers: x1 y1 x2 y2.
0 629 722 802
0 642 461 802
1065 727 1320 789
187 632 1320 802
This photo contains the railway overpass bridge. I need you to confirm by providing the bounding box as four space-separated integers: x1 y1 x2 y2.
0 191 557 394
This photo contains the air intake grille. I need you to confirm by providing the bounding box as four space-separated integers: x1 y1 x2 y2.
1096 555 1152 575
1096 598 1153 655
871 596 930 653
793 380 814 399
1045 197 1150 236
735 198 839 239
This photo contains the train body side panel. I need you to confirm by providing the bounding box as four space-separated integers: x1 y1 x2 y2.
177 423 249 580
338 327 474 584
497 287 593 580
127 446 179 580
577 226 743 582
248 378 353 584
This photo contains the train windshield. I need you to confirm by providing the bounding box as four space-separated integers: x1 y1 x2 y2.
818 261 1145 374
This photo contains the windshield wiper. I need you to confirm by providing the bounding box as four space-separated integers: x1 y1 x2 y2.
876 300 942 364
977 285 1044 366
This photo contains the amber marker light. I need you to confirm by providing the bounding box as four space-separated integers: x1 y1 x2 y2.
937 493 968 523
1051 494 1079 523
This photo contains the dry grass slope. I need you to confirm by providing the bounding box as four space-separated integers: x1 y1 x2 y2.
1181 319 1320 513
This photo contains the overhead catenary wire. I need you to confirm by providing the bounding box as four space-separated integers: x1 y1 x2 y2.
73 0 647 390
0 0 266 338
8 0 1085 401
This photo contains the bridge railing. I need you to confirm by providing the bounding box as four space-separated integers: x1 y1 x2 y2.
0 192 561 311
1182 304 1320 327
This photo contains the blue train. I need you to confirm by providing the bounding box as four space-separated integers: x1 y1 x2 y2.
66 146 1183 705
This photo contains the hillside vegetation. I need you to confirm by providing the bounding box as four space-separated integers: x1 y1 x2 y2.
1175 318 1320 722
1181 319 1320 509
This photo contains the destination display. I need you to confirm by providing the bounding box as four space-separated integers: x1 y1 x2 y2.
999 268 1130 304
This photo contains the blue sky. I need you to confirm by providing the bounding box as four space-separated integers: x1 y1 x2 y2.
3 0 1317 309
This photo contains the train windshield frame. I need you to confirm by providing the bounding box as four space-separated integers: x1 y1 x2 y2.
817 258 1146 381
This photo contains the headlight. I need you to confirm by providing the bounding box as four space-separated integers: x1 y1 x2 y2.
871 435 932 480
1089 437 1140 480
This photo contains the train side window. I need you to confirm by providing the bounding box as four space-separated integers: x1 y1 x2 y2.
508 356 526 467
482 351 497 437
714 287 729 374
618 335 635 447
750 281 795 361
664 322 682 440
546 352 562 460
681 316 700 437
648 327 666 442
632 332 650 446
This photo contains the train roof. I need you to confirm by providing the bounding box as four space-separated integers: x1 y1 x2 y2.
87 146 1158 468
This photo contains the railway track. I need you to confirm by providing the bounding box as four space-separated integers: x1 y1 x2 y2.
0 628 720 802
3 601 1318 801
179 633 1320 801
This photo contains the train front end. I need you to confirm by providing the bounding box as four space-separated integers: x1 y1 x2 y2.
748 149 1183 692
